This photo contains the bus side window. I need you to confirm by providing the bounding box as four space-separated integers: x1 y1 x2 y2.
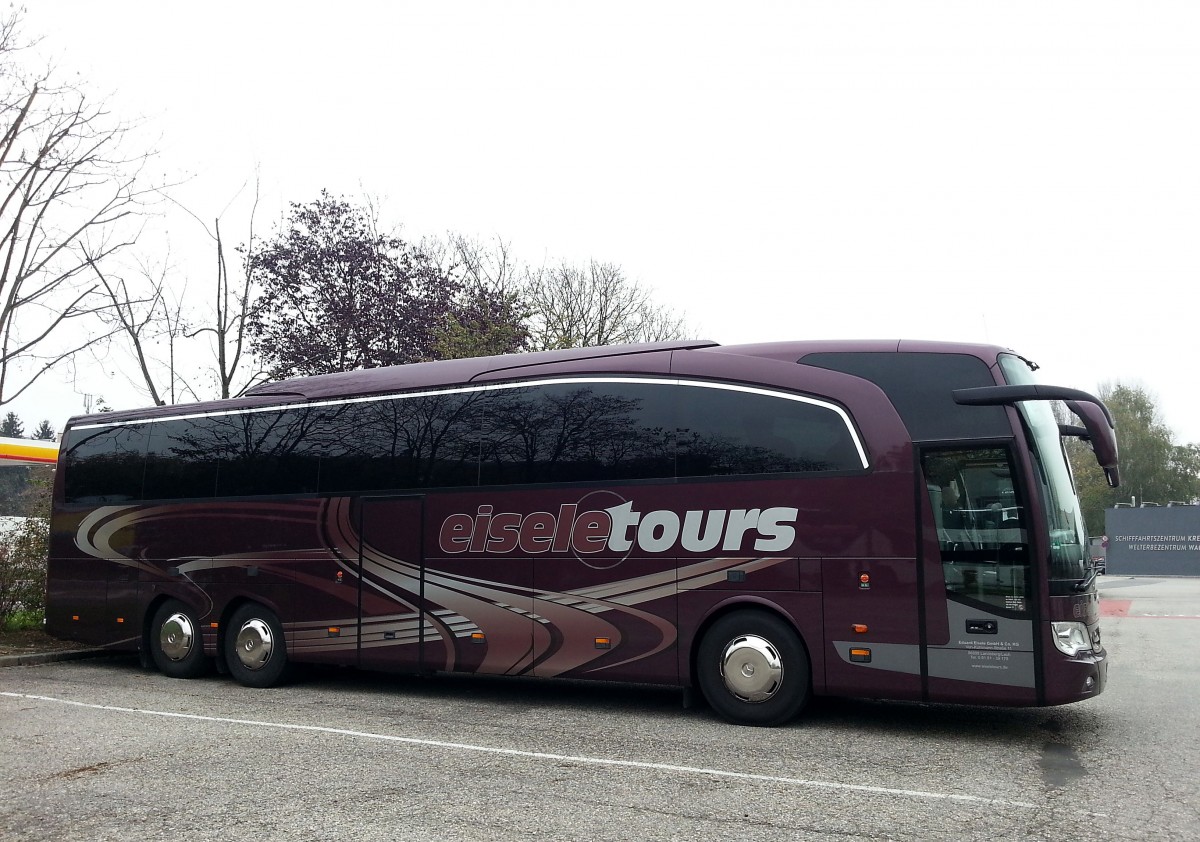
676 386 861 478
480 382 675 485
143 418 221 500
63 424 149 504
318 392 484 493
215 408 321 497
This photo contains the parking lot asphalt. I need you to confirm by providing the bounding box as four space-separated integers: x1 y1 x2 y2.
2 576 1198 841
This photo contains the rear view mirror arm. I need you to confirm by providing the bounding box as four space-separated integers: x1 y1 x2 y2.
952 385 1121 488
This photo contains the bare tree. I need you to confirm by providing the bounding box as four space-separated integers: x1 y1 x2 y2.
194 183 268 398
0 10 160 406
423 232 524 291
525 259 688 351
144 173 268 400
422 232 530 359
89 250 195 406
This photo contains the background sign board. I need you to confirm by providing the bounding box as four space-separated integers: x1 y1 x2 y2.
1105 506 1200 576
0 436 58 466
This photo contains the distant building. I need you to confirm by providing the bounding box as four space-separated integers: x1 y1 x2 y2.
1104 505 1200 576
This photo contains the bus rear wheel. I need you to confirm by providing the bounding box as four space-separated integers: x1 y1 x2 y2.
150 599 208 679
696 610 809 726
225 603 290 688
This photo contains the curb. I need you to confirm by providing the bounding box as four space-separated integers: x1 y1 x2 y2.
0 648 109 668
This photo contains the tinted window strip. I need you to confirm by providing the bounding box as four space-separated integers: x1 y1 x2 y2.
72 377 868 469
65 378 870 503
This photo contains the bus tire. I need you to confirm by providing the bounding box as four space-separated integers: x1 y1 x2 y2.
696 610 809 727
150 599 208 679
225 603 290 688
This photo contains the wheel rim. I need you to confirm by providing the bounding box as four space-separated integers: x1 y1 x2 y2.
234 618 275 670
719 634 783 703
159 612 196 662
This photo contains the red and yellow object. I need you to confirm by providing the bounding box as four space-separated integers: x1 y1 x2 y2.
0 436 58 466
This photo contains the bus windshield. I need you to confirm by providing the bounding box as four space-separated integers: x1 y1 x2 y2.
998 355 1089 587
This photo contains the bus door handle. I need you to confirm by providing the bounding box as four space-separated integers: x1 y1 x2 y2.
966 619 998 635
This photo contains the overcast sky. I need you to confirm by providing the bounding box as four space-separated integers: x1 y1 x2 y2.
12 2 1200 448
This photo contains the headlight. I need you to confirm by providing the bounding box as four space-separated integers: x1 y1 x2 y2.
1051 621 1090 656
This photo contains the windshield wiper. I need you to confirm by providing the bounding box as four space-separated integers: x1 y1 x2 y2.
1074 567 1099 592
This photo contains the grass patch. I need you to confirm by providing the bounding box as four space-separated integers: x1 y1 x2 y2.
2 608 43 631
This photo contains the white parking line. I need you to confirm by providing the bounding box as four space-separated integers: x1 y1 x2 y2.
2 690 1099 816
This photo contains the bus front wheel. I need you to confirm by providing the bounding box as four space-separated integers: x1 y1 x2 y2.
225 603 290 688
150 599 208 679
696 610 809 726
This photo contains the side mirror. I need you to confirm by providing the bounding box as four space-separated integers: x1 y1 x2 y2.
953 384 1120 488
1065 399 1119 487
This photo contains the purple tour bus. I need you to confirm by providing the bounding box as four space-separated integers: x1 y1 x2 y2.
45 339 1119 726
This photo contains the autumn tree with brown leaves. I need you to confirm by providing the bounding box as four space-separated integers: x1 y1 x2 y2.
246 192 527 379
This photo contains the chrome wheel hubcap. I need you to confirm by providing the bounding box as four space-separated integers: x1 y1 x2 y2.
159 613 195 662
235 619 274 670
719 634 783 702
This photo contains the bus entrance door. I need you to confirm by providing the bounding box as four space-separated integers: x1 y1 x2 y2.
359 495 538 678
357 496 426 674
919 447 1038 705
